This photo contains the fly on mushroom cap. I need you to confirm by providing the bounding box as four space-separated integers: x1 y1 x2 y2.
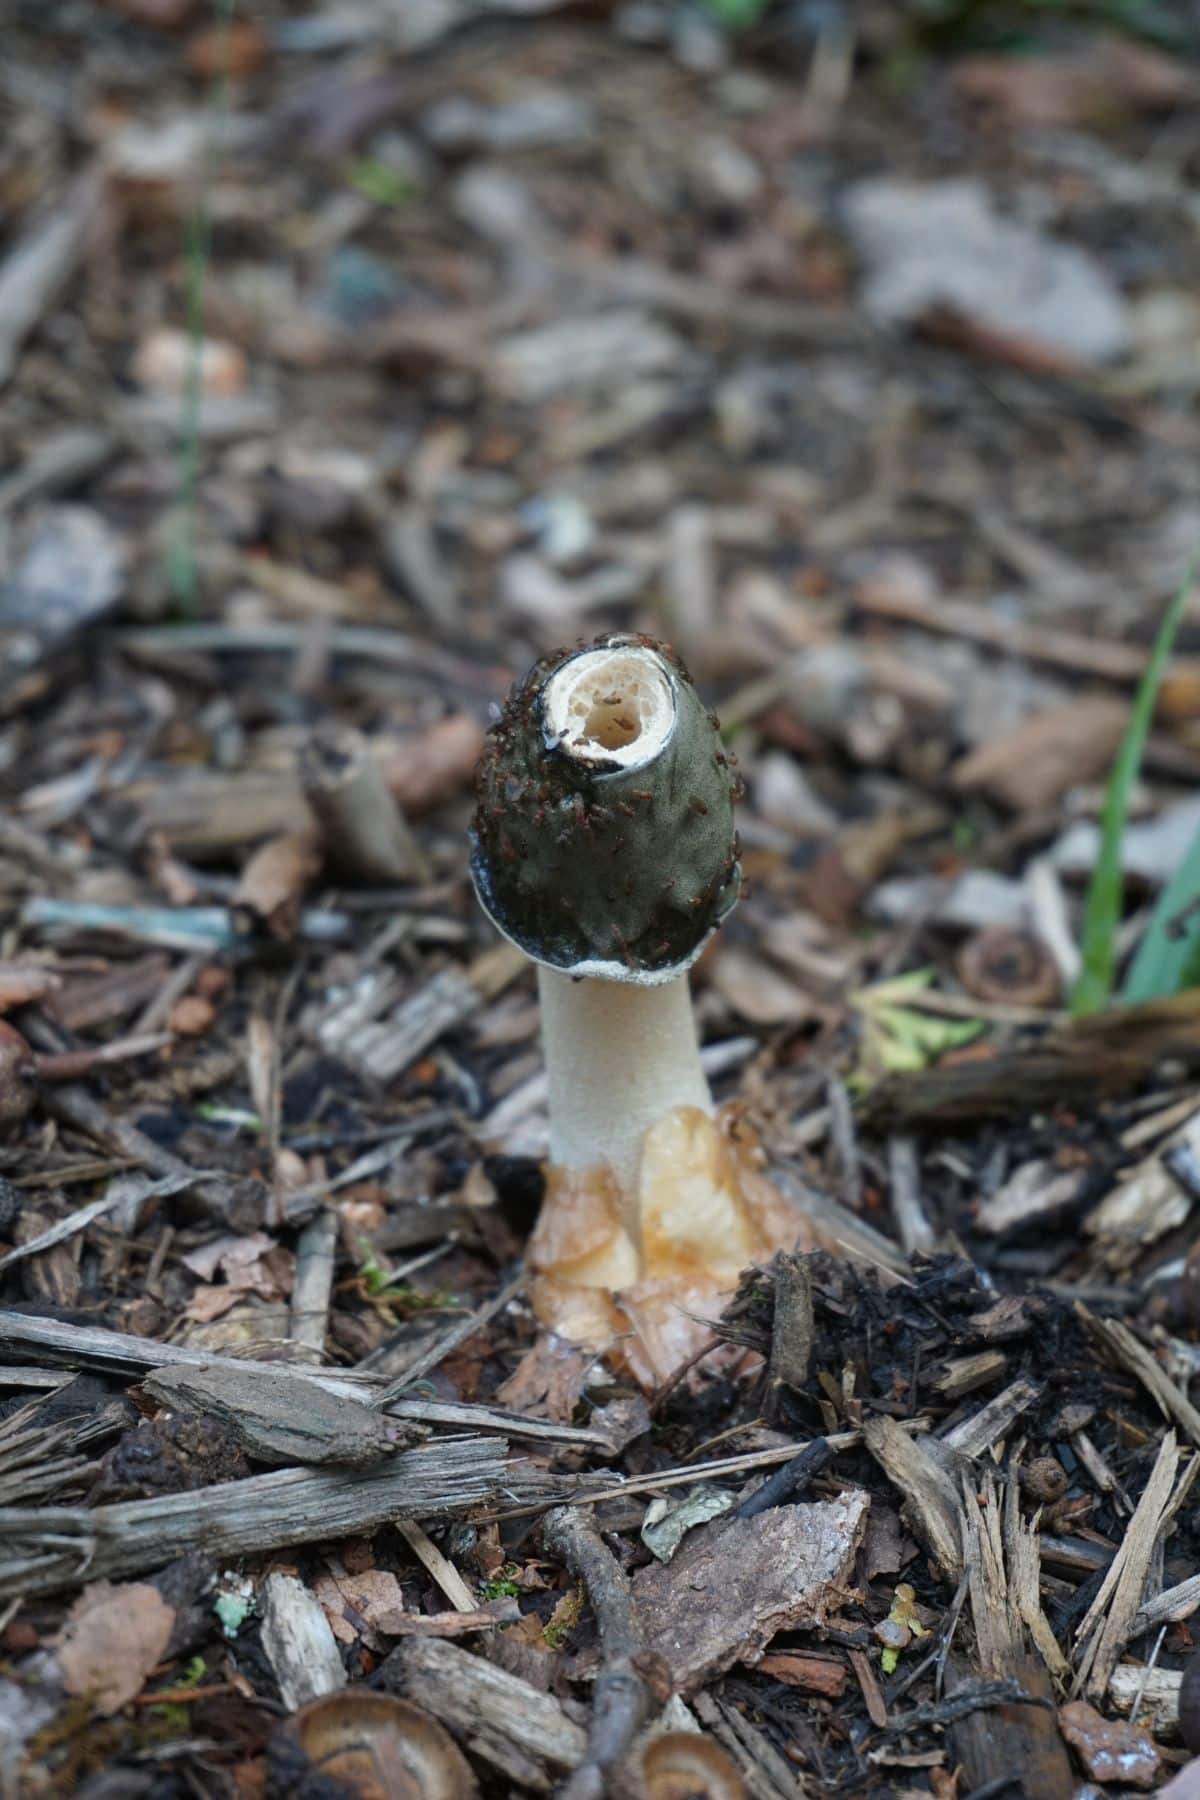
470 634 741 983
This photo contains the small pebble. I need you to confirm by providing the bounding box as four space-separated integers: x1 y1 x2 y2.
1058 1698 1160 1791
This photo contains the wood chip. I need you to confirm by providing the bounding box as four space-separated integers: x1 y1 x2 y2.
260 1571 347 1711
141 1362 417 1468
863 1417 962 1577
1073 1430 1179 1701
633 1490 869 1694
1078 1306 1200 1446
384 1636 586 1792
941 1377 1041 1461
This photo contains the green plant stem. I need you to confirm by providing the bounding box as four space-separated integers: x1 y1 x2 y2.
168 0 236 613
1071 550 1200 1015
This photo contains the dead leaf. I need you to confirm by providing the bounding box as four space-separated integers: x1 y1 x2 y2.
709 947 824 1027
955 36 1192 129
181 1232 292 1301
57 1579 175 1715
951 697 1128 810
313 1567 407 1650
495 1335 591 1422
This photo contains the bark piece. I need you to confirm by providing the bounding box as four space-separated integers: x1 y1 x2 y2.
382 713 485 815
844 177 1130 367
289 1209 337 1357
384 1636 587 1792
976 1160 1085 1236
260 1571 347 1711
762 1251 813 1423
141 1363 418 1468
633 1490 868 1694
1084 1108 1200 1271
756 1651 846 1697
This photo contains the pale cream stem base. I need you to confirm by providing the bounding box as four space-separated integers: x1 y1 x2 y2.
537 965 711 1195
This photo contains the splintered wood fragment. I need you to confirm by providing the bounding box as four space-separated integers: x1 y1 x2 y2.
1072 1430 1125 1508
863 989 1200 1127
632 1490 869 1695
1003 1465 1069 1681
124 769 313 854
233 830 322 940
756 1651 847 1697
1077 1306 1200 1445
0 1307 373 1398
260 1571 347 1711
941 1377 1041 1461
1073 1431 1179 1701
933 1351 1007 1398
301 721 428 884
863 1416 962 1577
0 1193 127 1275
396 1518 475 1613
140 1363 419 1468
384 1636 587 1792
376 1604 517 1637
0 1437 548 1598
763 1251 813 1423
853 578 1200 691
953 1476 1077 1800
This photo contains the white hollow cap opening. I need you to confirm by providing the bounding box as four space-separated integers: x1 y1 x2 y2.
543 644 675 770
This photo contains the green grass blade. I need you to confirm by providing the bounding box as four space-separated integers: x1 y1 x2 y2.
168 0 236 614
1070 552 1200 1015
1122 815 1200 1002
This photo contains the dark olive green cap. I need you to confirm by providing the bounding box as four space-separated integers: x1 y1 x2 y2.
470 634 741 983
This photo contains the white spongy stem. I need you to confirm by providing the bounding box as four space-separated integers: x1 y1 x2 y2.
537 964 712 1192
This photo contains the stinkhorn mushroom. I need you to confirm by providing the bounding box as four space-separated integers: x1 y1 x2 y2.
471 634 806 1384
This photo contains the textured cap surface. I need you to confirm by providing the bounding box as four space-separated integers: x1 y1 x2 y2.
470 635 741 982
